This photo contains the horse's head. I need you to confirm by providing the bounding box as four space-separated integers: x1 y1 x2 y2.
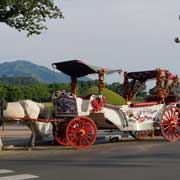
0 100 7 115
0 100 8 112
0 99 7 126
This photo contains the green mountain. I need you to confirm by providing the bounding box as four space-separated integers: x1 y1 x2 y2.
0 76 40 85
0 60 89 83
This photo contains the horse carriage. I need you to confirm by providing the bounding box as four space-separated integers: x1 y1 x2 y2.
51 60 180 149
0 60 179 149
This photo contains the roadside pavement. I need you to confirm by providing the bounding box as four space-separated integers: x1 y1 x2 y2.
0 123 30 137
0 123 31 149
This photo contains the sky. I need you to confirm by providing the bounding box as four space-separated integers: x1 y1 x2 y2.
0 0 180 82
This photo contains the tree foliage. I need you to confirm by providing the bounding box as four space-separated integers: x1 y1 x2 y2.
5 85 24 101
0 78 148 103
0 0 63 36
0 85 7 101
0 75 40 85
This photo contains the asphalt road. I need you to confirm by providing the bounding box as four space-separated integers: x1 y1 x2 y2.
0 135 180 180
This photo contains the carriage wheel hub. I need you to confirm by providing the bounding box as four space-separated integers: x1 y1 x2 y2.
79 129 85 136
170 119 176 127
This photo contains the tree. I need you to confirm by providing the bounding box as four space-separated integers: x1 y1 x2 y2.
0 0 63 36
21 86 33 99
0 85 7 100
48 83 70 94
106 82 124 96
5 85 24 101
30 84 51 102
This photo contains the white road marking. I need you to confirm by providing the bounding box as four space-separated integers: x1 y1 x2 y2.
0 170 14 174
0 174 39 180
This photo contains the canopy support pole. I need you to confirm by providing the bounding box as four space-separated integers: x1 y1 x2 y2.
71 76 77 96
98 69 105 95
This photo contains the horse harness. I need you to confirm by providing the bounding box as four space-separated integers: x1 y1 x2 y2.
19 100 30 118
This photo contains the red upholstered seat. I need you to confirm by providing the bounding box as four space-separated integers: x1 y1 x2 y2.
165 95 179 104
130 101 159 107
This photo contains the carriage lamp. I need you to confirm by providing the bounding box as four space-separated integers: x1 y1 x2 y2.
174 15 180 43
127 101 132 106
175 37 180 43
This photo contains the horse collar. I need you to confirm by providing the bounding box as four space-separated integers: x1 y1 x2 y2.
19 100 29 118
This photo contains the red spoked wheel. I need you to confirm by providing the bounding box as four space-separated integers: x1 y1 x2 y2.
66 117 97 149
129 130 151 140
160 106 180 142
53 122 70 146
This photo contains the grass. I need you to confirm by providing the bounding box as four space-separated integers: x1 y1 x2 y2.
85 86 126 105
43 102 53 109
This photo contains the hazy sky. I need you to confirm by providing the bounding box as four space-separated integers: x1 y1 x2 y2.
0 0 180 81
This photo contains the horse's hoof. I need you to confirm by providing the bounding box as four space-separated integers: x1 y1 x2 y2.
28 147 32 151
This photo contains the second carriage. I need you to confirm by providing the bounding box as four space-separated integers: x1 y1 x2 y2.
52 60 180 149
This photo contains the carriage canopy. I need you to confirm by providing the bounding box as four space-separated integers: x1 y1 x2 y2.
126 69 177 82
52 60 121 78
123 69 178 103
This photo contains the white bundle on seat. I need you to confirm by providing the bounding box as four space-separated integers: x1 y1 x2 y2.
76 95 95 116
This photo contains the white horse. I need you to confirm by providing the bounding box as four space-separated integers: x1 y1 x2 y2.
0 100 53 148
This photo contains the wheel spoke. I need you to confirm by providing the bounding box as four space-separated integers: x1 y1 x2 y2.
85 128 94 132
167 109 171 119
68 129 79 133
83 136 90 144
74 135 81 144
161 122 169 126
174 113 178 120
163 113 170 121
171 108 175 119
85 134 94 140
167 129 171 139
68 132 78 137
161 125 170 132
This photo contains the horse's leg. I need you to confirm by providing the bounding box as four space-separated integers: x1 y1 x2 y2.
0 123 3 150
0 135 3 150
27 122 36 148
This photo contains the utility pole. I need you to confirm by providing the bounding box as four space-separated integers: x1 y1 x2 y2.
175 15 180 43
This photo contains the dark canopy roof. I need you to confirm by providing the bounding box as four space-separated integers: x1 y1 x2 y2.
52 60 121 78
127 70 160 81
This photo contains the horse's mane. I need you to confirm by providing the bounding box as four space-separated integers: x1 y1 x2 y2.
37 103 53 119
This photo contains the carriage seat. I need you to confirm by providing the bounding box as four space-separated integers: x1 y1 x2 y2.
145 94 179 105
145 95 161 102
165 95 179 104
76 95 94 116
130 101 159 107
